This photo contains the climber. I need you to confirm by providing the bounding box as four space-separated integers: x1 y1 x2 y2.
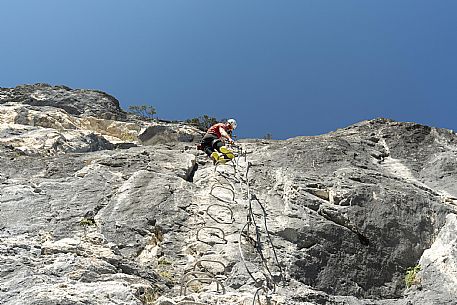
200 119 237 164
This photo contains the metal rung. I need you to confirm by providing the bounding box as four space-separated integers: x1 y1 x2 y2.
210 184 235 203
184 277 226 296
196 226 227 245
212 178 235 190
192 259 227 274
179 271 214 295
209 194 236 204
213 172 237 189
218 169 242 184
206 204 234 224
180 271 226 296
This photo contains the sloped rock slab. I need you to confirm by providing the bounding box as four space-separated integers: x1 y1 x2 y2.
0 83 127 120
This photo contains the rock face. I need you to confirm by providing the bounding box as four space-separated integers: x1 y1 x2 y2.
249 119 457 299
0 84 202 155
1 85 456 305
404 213 457 305
0 83 126 120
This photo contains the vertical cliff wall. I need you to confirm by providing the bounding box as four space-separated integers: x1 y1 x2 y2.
1 85 456 305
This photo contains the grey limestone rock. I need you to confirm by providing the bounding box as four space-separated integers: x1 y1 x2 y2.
1 86 456 305
138 124 203 145
244 119 456 299
0 83 127 120
403 213 457 305
0 85 203 156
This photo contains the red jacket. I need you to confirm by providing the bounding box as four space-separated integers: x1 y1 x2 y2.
207 123 230 138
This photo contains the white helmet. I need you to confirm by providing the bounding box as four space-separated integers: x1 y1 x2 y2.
227 118 237 129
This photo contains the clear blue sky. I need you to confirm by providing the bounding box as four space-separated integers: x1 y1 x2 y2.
1 1 457 139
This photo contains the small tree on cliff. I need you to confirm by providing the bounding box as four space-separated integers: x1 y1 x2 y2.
263 133 273 140
185 115 220 131
128 104 156 120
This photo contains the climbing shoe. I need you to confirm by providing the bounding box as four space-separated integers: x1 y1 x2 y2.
220 146 235 159
211 152 227 165
211 152 220 163
216 158 227 165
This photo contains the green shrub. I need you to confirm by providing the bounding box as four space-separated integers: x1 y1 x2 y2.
157 258 172 266
405 264 421 288
139 287 160 304
185 115 219 131
79 217 95 226
158 270 174 283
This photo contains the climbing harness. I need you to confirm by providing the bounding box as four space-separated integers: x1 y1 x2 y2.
178 143 283 304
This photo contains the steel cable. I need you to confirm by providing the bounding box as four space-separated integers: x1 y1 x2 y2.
181 143 281 304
